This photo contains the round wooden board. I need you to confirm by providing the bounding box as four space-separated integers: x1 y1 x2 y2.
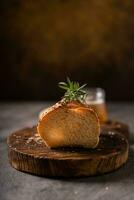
7 127 128 178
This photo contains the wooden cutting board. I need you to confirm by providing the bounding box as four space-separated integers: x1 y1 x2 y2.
7 126 128 177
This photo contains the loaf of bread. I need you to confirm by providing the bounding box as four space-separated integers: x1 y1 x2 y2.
37 101 100 148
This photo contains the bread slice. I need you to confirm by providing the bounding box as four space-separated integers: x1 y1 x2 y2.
37 101 100 148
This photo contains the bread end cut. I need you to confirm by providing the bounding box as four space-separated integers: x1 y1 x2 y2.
37 102 100 149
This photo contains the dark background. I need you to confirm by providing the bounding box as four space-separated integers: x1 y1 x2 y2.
1 0 134 101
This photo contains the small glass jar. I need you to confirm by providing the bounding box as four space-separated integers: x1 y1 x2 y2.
85 88 108 123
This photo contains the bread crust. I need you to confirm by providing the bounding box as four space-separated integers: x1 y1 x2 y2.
37 101 100 148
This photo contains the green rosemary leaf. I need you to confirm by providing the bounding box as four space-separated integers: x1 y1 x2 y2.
78 84 87 90
67 77 71 84
59 85 68 90
59 82 67 86
58 78 87 103
58 82 68 90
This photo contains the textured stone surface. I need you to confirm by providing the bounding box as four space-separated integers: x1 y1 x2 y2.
0 102 134 200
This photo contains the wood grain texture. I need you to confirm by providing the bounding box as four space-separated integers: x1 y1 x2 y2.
7 126 128 177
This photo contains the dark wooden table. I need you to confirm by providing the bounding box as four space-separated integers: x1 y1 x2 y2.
0 102 134 200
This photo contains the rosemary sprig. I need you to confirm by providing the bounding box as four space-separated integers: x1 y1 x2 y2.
59 77 87 103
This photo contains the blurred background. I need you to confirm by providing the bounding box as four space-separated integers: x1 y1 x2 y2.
0 0 134 101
